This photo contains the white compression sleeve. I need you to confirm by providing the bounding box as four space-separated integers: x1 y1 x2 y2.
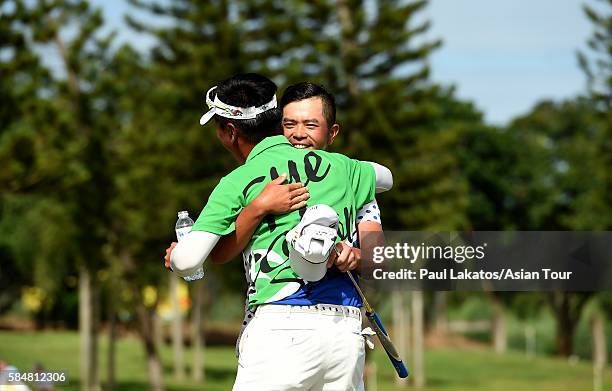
170 231 220 277
366 161 393 193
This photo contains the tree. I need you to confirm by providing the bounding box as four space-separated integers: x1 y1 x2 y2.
577 0 612 366
1 1 116 389
238 1 471 233
576 0 611 229
126 4 484 387
0 0 73 319
508 99 608 230
26 1 118 388
577 0 611 112
124 0 257 381
99 42 175 390
505 97 608 356
241 2 481 385
456 123 547 353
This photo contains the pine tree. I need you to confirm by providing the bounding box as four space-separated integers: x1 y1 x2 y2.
15 1 118 389
504 96 607 356
125 5 483 387
125 0 256 382
101 43 170 391
577 0 611 112
577 0 611 230
1 20 126 387
0 0 54 313
126 0 478 252
508 98 608 230
125 0 247 260
0 0 93 328
236 3 479 387
576 4 612 362
238 0 473 231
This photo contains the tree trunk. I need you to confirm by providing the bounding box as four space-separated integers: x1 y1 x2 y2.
120 251 165 391
191 280 204 382
524 324 536 359
107 307 117 391
433 292 448 333
551 293 575 357
549 292 593 357
92 281 100 391
56 24 100 391
79 268 99 391
79 268 91 391
591 313 606 391
491 301 507 354
366 361 378 391
170 275 185 381
554 296 576 357
134 291 165 391
411 290 425 388
153 310 164 355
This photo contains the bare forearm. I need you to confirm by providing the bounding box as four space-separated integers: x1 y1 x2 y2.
357 221 384 274
210 203 266 264
210 175 307 264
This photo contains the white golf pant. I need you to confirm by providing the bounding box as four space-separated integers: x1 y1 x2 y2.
233 304 365 391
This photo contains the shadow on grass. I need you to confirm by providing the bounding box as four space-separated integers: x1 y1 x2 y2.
160 364 236 382
62 381 151 391
205 366 236 381
425 376 479 388
112 381 152 391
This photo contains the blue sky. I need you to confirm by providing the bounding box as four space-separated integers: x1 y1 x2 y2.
94 0 595 125
425 0 593 124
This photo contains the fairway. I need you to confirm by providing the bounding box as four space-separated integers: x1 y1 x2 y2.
0 331 609 390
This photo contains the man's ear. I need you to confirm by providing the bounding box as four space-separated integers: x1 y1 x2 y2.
327 123 340 145
226 122 239 143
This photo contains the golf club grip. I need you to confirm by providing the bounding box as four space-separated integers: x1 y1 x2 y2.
367 312 409 378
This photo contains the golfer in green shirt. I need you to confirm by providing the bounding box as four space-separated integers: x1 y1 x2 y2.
167 73 392 390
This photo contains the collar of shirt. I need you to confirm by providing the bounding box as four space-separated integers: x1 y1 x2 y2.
246 135 292 163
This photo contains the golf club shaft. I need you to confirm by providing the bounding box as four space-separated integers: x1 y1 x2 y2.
347 271 409 378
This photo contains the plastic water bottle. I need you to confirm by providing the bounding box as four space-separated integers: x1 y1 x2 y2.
175 211 204 281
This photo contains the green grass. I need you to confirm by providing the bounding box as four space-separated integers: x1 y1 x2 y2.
0 330 610 390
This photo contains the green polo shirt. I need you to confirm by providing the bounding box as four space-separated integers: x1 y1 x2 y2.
193 135 376 308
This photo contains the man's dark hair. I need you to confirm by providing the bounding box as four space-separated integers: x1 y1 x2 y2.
280 82 336 125
212 73 282 143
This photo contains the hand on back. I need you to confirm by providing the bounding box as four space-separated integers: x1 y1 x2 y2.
251 173 310 215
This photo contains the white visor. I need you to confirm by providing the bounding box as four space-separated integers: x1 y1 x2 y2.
286 204 339 282
199 86 277 125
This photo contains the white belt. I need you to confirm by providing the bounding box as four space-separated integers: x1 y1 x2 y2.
256 304 361 320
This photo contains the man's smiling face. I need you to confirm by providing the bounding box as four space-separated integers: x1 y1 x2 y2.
282 97 338 150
